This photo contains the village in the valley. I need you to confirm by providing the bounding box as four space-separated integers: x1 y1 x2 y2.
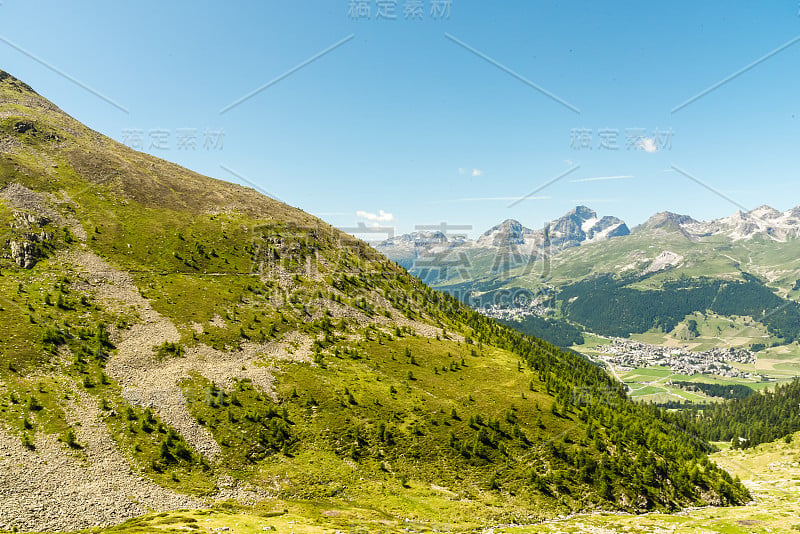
478 300 767 380
593 338 760 379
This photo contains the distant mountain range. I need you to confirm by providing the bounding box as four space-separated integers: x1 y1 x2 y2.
378 204 800 285
377 204 800 349
639 205 800 242
376 206 630 281
379 205 630 253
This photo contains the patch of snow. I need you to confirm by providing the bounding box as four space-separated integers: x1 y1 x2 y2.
585 222 623 243
581 217 599 233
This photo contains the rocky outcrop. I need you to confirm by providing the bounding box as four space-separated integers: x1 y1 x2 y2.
7 212 54 268
0 183 77 268
548 206 629 248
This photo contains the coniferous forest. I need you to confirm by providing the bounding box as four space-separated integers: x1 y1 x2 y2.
498 315 585 347
682 378 800 449
558 274 800 341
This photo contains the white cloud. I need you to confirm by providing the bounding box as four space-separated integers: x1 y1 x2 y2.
637 137 658 153
571 175 634 183
458 168 484 176
471 169 483 177
355 209 394 223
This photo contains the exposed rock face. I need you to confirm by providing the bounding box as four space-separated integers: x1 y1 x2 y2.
639 212 699 231
548 206 629 248
549 207 590 248
644 250 684 274
0 183 67 268
7 211 54 268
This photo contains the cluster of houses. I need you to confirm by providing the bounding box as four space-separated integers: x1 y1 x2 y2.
479 303 550 321
595 338 759 379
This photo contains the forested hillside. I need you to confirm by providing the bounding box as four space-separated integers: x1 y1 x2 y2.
558 274 800 341
685 379 800 449
498 315 585 347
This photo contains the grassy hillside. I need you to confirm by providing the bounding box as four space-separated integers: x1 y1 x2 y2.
0 69 749 532
44 432 800 533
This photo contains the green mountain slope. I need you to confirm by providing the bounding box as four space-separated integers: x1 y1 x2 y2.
0 70 748 532
498 429 800 533
104 429 800 534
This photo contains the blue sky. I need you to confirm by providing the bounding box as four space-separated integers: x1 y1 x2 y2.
2 1 799 238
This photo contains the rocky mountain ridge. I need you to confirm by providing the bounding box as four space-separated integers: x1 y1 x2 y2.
377 206 630 258
637 205 800 242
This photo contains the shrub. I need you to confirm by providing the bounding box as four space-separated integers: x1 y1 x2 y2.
160 440 172 461
154 341 184 360
28 396 43 412
21 433 35 451
41 327 65 346
174 442 192 461
63 429 80 449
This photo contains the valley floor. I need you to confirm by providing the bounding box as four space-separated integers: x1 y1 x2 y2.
572 326 800 405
